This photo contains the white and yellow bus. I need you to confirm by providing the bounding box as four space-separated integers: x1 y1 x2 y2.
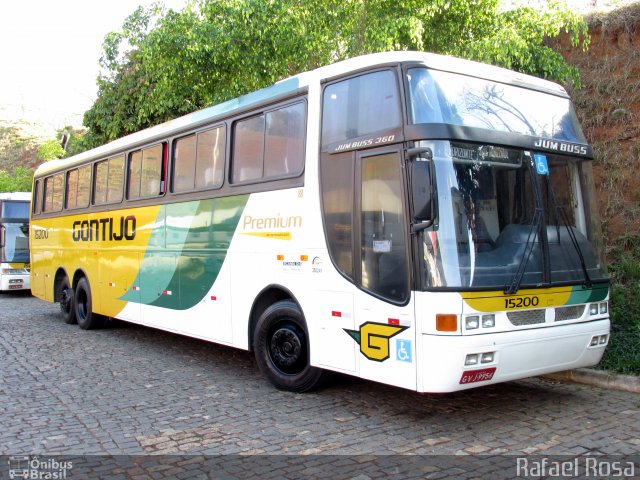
0 192 31 291
30 51 610 393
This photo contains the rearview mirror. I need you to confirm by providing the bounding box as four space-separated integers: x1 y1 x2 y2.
411 159 435 224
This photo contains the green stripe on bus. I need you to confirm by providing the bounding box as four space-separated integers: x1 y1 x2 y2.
567 283 609 305
120 195 249 309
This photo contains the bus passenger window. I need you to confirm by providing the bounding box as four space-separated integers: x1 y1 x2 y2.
33 180 43 214
66 165 91 209
174 135 197 192
232 116 264 183
43 173 64 212
174 126 225 192
128 145 164 199
77 165 91 208
94 155 124 205
264 103 305 178
232 102 306 184
66 169 79 209
195 127 225 189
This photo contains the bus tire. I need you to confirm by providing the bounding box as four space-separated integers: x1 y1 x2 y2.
74 277 105 330
58 277 76 324
253 300 325 392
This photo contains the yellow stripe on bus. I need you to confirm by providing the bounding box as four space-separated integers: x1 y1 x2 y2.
461 286 573 312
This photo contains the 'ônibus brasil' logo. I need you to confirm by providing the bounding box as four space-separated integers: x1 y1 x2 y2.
344 322 408 362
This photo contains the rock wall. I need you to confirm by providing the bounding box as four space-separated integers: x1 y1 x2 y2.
553 3 640 252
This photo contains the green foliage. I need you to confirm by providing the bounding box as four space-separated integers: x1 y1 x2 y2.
57 126 91 157
598 236 640 375
0 167 33 193
37 139 66 161
83 0 589 147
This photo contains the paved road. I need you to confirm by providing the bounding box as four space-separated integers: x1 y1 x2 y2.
1 292 639 478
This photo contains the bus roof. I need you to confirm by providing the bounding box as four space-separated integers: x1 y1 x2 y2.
35 51 569 178
0 192 32 201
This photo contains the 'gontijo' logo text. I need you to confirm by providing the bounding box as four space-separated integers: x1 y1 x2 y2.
345 322 408 362
72 215 136 242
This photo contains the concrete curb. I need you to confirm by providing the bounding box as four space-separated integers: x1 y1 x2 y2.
544 368 640 394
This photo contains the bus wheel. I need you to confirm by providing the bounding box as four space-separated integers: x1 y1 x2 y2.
58 277 76 324
74 277 105 330
253 300 325 392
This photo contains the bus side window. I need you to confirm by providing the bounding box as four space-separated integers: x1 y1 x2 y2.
66 169 79 209
43 174 64 213
77 165 91 208
128 144 164 199
33 180 43 214
232 102 305 184
321 70 401 148
264 103 305 178
195 126 225 190
94 155 124 205
174 126 225 193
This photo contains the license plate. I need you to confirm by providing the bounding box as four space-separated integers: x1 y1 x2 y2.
460 367 496 384
8 285 22 290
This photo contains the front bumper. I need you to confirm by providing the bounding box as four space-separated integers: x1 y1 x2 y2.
418 319 610 392
0 273 30 291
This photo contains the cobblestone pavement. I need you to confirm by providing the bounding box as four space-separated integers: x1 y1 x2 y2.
1 292 639 478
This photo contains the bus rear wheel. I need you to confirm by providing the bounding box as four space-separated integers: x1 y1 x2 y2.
58 277 76 324
74 277 105 330
253 300 325 392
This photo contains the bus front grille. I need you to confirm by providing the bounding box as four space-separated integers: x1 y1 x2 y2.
555 305 586 322
506 309 546 326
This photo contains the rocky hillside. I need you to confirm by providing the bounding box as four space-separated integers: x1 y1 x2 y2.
553 2 640 251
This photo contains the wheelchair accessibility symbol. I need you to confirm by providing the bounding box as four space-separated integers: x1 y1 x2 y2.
534 154 549 176
396 339 412 363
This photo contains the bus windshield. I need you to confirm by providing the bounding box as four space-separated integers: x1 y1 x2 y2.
1 200 30 263
418 140 607 290
2 201 30 219
407 67 586 143
2 222 30 263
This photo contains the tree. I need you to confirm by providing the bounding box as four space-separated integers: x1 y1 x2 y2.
37 140 66 161
0 167 33 192
83 0 588 147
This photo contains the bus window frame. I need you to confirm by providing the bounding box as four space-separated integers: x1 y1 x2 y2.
171 124 227 195
230 99 307 187
93 154 126 206
43 173 64 213
33 179 43 215
65 164 91 210
320 67 405 153
126 142 167 201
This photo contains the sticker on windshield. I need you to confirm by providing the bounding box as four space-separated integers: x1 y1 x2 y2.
534 154 549 175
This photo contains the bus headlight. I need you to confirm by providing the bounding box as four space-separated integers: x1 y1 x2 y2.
465 316 479 330
590 303 608 316
482 314 495 328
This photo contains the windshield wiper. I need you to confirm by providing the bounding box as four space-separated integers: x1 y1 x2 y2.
546 178 593 289
504 207 543 295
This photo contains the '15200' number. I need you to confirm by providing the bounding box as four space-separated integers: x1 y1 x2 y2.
504 296 539 309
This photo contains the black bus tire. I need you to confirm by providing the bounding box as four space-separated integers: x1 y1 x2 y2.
58 276 76 324
253 300 325 392
74 277 105 330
